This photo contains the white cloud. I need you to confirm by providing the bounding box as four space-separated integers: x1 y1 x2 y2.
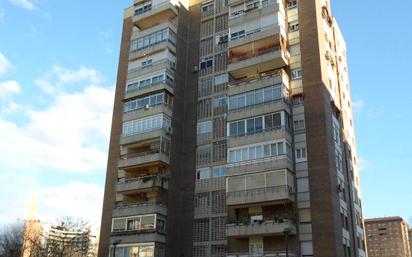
0 171 103 226
36 182 103 226
358 156 374 172
0 80 21 99
0 66 114 173
0 65 113 225
352 100 364 114
34 65 105 94
0 85 114 173
9 0 36 10
0 52 13 76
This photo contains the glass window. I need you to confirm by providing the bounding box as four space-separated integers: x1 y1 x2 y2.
139 246 154 257
141 216 155 230
238 120 245 135
255 117 263 132
247 119 254 134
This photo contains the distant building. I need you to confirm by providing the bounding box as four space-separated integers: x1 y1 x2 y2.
365 217 411 257
21 220 98 257
409 227 412 256
44 224 98 257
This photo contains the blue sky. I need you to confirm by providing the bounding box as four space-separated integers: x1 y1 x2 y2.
0 0 410 226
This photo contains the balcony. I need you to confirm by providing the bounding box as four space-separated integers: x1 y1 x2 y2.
229 2 284 27
122 104 173 123
125 79 174 99
118 149 170 168
228 45 289 79
120 128 171 146
228 98 290 122
227 252 295 257
226 185 294 206
112 202 167 218
228 127 292 149
117 175 169 194
129 40 176 61
133 1 179 29
110 232 166 244
228 156 293 175
226 219 296 237
228 69 289 95
128 59 176 79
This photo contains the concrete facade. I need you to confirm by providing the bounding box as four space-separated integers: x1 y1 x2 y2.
99 0 367 257
365 217 411 257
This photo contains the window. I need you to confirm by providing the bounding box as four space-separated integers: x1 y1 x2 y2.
201 2 214 13
112 215 157 232
296 146 307 162
126 72 174 93
228 112 289 137
212 166 228 177
230 30 245 41
294 119 305 131
200 57 213 69
130 28 176 54
289 22 299 32
214 73 228 85
291 68 303 80
228 85 285 110
228 140 290 163
135 3 152 15
216 33 228 44
197 121 212 134
124 92 166 113
287 0 298 9
122 114 171 136
141 59 153 68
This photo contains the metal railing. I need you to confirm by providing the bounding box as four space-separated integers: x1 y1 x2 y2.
227 251 295 257
113 202 166 210
228 97 291 113
127 59 176 74
134 1 179 17
226 185 294 198
226 154 292 168
228 125 290 138
119 149 162 160
228 69 285 88
227 218 294 226
126 78 174 94
229 45 287 64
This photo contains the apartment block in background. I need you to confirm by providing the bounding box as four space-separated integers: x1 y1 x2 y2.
99 0 367 256
365 217 411 257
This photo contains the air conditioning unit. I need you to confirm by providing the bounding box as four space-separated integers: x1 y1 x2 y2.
166 127 173 135
192 65 199 72
144 104 150 110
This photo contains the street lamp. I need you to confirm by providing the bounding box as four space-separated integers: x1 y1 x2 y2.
283 228 290 257
112 239 122 257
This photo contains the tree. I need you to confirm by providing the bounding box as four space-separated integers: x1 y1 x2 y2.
0 221 24 257
45 217 93 257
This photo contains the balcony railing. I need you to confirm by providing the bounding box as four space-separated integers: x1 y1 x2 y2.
229 0 277 19
120 149 164 161
229 45 287 64
227 251 295 257
128 59 176 75
228 125 291 138
129 38 176 58
126 78 174 94
118 174 168 188
228 97 290 113
134 1 178 17
228 69 286 88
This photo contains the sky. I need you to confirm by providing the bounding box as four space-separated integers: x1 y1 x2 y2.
0 0 411 227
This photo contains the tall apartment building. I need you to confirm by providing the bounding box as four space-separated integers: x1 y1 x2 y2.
409 228 412 256
99 0 367 256
365 217 411 257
